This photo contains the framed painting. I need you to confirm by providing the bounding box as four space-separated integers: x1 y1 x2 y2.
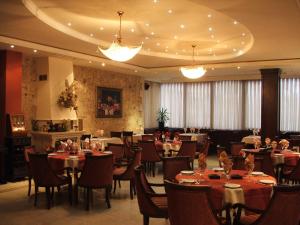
96 87 122 118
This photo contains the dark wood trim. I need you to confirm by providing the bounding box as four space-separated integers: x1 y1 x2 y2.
0 51 7 146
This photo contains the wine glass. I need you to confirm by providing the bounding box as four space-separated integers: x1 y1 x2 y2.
183 128 187 133
223 162 233 180
245 163 254 176
198 162 207 182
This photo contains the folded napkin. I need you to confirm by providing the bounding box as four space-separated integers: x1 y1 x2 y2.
208 174 220 179
230 174 243 179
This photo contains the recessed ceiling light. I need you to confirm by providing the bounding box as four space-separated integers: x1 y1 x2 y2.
242 33 246 36
233 48 237 52
156 42 160 46
165 49 168 52
237 66 241 70
241 41 245 45
153 0 159 3
168 9 173 14
208 27 213 31
166 46 169 48
210 34 215 39
100 27 104 30
67 22 72 26
174 35 178 39
10 45 14 48
33 49 37 53
145 23 150 27
150 31 155 35
114 34 118 37
208 48 212 52
233 20 238 25
180 24 185 29
90 33 94 37
208 14 212 18
175 52 178 55
238 50 244 55
141 41 144 44
134 70 138 73
182 49 186 52
88 61 92 63
130 28 135 32
101 62 106 67
211 67 215 70
145 36 149 40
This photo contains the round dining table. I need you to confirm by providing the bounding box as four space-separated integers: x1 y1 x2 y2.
176 169 276 212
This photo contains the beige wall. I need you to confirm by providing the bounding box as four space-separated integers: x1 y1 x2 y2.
74 66 144 136
22 57 144 135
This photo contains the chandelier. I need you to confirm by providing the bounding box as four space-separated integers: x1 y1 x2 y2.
180 45 206 79
98 11 142 62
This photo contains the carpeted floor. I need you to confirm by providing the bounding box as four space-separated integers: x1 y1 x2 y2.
0 156 219 225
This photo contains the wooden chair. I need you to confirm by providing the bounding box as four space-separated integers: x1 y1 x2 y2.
179 134 192 141
110 131 122 138
233 185 300 225
134 165 168 225
230 142 245 157
113 150 141 199
24 146 35 196
162 156 191 181
142 134 155 141
253 151 276 177
29 153 72 209
122 131 133 145
283 159 300 184
107 143 125 165
75 154 113 210
139 140 162 176
169 140 197 169
164 180 221 225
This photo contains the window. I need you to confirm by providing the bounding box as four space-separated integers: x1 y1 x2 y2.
280 78 300 131
144 82 161 128
245 80 261 129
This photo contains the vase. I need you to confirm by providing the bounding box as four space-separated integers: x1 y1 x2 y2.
158 121 165 131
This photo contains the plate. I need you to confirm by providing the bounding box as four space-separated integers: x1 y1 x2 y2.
273 153 283 156
180 170 194 175
68 156 79 159
48 153 57 156
103 151 112 154
224 183 241 189
259 179 275 185
212 167 224 172
251 171 264 176
181 179 196 183
56 150 64 153
83 149 92 153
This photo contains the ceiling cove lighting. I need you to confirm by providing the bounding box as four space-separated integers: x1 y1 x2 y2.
98 11 142 62
180 45 206 79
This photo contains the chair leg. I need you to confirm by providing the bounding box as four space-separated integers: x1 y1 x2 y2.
152 162 155 177
27 177 32 196
129 180 133 200
118 180 121 188
34 185 38 206
132 179 136 195
51 186 55 203
74 184 78 205
113 179 117 193
45 187 51 209
105 186 111 208
143 215 149 225
68 183 73 205
86 188 90 211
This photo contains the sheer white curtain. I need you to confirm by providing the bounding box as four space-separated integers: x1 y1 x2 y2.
245 81 261 129
280 78 300 131
186 82 211 128
161 83 184 127
144 82 161 128
213 81 243 129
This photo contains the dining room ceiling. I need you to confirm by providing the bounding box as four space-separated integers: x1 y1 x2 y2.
0 0 300 82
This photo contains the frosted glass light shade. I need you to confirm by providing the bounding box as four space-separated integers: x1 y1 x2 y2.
180 66 206 79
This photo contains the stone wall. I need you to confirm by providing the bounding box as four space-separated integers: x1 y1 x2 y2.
72 66 144 135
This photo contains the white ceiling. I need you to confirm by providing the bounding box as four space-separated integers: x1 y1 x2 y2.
0 0 300 82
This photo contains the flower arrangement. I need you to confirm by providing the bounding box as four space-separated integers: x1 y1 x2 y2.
57 80 78 111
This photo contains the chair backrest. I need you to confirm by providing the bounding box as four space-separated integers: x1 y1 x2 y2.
142 134 155 141
134 165 167 217
230 142 244 156
122 131 133 144
179 135 192 141
29 153 62 186
123 139 135 159
24 146 35 163
110 131 122 138
162 156 191 181
78 154 113 188
254 151 276 177
165 180 220 225
139 140 161 162
177 141 197 159
289 159 300 181
253 185 300 225
119 150 141 180
232 156 246 170
107 143 125 161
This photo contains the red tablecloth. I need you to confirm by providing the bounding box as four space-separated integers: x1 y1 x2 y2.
176 169 276 211
280 150 300 166
48 151 105 171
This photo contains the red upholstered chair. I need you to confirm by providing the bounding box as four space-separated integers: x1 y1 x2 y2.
232 156 246 170
134 165 168 225
169 140 197 169
107 143 125 164
122 131 133 145
113 150 141 199
230 142 245 157
24 146 35 196
75 154 113 210
233 185 300 225
164 180 220 225
110 131 122 138
162 156 191 181
29 153 72 209
283 159 300 184
142 134 155 141
139 140 162 176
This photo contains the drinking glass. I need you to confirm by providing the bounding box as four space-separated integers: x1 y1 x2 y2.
223 162 233 180
198 162 207 182
183 128 187 133
245 163 254 176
